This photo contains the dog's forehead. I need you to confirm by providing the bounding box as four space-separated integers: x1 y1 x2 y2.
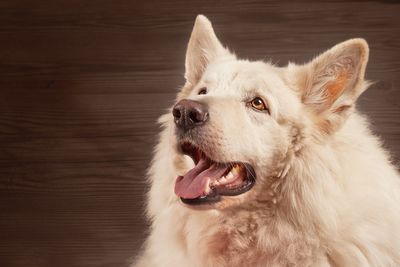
203 59 284 93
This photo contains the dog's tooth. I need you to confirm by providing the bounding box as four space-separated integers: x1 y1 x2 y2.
219 177 228 184
225 171 235 181
233 163 244 174
231 166 238 175
204 179 211 194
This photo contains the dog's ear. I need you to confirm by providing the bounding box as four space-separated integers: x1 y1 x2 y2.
294 39 370 133
184 15 230 86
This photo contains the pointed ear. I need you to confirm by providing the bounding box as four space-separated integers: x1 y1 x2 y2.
184 15 231 86
294 39 370 133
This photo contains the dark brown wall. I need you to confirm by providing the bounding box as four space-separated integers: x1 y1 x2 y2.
0 0 399 266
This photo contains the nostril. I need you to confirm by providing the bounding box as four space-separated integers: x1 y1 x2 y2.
172 107 181 119
189 109 208 123
189 110 199 123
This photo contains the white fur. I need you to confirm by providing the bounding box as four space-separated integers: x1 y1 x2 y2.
133 15 400 267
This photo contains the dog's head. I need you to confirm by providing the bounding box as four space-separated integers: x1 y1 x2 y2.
171 15 369 210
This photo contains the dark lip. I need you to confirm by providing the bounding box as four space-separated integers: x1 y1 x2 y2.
177 141 257 205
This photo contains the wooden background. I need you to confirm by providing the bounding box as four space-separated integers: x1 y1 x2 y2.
0 0 399 266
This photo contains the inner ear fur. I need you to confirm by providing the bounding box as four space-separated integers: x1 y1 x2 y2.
294 39 370 133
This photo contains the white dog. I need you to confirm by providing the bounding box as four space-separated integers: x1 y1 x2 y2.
133 15 400 267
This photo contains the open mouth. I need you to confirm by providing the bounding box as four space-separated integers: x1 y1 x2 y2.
174 142 256 205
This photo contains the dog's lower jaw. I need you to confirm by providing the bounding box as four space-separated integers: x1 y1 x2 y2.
173 136 292 211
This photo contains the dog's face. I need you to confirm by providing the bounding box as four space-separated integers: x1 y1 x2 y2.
171 15 369 210
174 60 297 208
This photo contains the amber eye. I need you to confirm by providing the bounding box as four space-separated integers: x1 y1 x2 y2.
250 97 268 112
198 88 207 95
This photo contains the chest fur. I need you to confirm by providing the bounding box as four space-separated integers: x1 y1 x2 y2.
179 212 318 267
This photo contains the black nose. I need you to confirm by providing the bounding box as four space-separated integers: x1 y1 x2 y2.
172 99 209 131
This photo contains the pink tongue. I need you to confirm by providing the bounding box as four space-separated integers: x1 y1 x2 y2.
175 158 228 199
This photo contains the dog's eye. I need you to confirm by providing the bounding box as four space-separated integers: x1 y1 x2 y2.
250 97 268 112
198 88 207 95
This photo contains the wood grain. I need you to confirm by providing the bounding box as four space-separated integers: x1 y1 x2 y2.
0 0 399 266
